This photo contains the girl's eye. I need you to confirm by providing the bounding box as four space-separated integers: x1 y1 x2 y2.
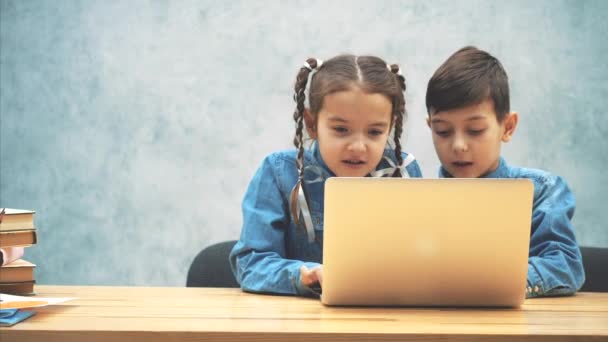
468 129 486 136
369 130 383 136
333 127 348 133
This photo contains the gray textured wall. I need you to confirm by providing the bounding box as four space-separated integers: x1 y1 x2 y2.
1 0 607 286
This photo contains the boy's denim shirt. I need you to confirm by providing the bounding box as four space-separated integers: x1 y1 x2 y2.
439 157 585 298
230 143 422 297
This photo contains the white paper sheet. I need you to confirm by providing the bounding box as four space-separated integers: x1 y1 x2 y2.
0 293 74 310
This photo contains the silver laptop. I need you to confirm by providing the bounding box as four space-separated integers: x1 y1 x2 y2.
321 178 534 307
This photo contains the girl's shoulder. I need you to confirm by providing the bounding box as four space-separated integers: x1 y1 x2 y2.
380 148 417 161
256 149 314 184
380 149 423 178
261 149 319 168
264 149 297 162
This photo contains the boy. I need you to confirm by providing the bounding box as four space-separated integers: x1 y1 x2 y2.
425 46 584 297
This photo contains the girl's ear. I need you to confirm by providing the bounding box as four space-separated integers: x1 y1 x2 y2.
501 112 519 142
304 109 317 139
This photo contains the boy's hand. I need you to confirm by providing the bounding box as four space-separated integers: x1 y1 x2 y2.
300 265 323 287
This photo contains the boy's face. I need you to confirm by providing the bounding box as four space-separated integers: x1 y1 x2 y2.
305 87 392 177
427 99 518 178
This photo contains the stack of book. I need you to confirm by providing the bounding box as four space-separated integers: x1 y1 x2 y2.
0 208 37 295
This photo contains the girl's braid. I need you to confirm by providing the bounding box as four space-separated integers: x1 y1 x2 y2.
292 58 320 178
389 63 407 177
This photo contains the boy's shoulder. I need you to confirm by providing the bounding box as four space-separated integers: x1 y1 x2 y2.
504 162 567 191
503 161 575 211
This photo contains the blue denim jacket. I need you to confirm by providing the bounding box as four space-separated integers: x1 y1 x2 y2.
230 143 422 296
439 157 585 298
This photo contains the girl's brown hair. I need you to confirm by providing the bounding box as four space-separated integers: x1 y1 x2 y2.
292 54 407 179
289 54 408 238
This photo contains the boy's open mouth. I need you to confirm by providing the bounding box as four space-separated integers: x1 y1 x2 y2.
452 161 473 167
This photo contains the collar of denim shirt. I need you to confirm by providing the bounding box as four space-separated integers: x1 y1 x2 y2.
300 142 336 185
312 141 335 176
307 141 409 182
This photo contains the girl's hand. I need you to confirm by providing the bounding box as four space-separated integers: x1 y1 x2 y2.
300 265 323 287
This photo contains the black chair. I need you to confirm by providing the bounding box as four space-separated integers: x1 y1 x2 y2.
186 242 607 291
187 240 239 287
580 246 608 292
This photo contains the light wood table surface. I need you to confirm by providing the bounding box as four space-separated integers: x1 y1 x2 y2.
1 286 607 341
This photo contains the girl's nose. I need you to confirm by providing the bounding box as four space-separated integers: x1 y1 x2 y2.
347 136 366 152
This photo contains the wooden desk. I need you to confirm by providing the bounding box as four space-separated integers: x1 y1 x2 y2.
1 286 607 341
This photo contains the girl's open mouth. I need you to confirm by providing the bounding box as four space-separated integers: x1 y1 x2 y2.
343 159 366 167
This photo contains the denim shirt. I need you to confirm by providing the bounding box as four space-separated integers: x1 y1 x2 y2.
230 143 422 297
439 157 585 298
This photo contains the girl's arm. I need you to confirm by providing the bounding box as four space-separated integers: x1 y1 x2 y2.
229 156 321 297
527 175 585 298
404 157 423 178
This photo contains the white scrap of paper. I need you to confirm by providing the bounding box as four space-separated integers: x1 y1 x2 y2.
0 293 75 310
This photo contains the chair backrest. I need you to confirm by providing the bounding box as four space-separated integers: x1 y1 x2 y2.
185 243 608 291
186 240 239 287
580 246 608 292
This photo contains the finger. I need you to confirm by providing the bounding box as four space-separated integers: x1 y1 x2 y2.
315 267 323 286
300 265 314 286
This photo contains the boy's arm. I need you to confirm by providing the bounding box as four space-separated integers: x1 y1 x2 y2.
527 175 585 298
229 156 321 297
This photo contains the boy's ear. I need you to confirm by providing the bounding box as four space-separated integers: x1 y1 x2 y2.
501 112 519 142
303 109 317 139
426 116 431 129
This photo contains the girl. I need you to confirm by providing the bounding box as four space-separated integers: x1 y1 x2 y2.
229 54 422 297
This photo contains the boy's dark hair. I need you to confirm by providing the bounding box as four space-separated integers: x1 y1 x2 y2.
426 46 510 121
292 54 407 178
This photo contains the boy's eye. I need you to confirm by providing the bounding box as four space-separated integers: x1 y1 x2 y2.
435 130 452 137
333 126 348 133
468 129 486 136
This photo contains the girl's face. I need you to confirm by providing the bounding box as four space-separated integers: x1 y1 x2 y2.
305 87 393 177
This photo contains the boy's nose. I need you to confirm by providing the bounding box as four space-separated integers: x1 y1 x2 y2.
452 136 468 152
